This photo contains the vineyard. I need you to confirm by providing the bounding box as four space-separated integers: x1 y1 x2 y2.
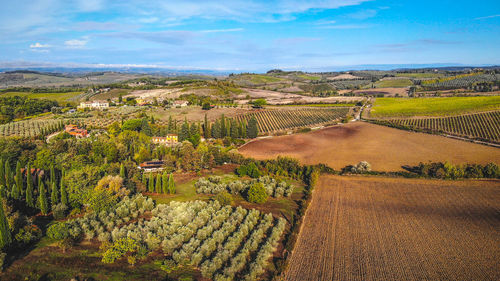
236 108 350 133
59 197 286 280
329 79 371 90
383 111 500 143
0 119 65 138
421 73 500 89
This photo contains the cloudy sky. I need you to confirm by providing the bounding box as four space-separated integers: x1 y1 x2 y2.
0 0 499 71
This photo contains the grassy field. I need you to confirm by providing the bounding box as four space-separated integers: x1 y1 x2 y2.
395 73 445 78
247 74 284 83
370 96 500 118
372 79 413 88
296 74 321 81
284 175 500 281
239 122 500 171
0 91 82 103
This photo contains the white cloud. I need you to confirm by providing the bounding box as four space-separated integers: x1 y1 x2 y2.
30 42 51 48
65 38 88 47
475 14 500 20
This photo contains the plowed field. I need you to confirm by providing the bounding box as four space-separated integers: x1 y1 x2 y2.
283 175 500 281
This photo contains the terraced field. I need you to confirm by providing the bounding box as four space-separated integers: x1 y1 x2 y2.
284 175 500 281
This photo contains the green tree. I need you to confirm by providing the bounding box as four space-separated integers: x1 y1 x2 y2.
162 172 169 194
25 163 34 207
220 114 226 138
38 181 49 215
230 119 239 138
251 99 267 108
155 173 162 193
202 102 211 110
140 118 152 136
203 114 211 139
120 163 126 179
148 173 154 192
247 116 259 138
51 182 59 206
247 182 268 204
0 159 5 187
179 119 190 141
168 174 175 194
60 171 68 206
15 161 23 195
11 184 19 200
50 165 56 186
4 161 12 191
0 200 12 249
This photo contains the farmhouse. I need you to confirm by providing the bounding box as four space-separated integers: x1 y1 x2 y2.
152 134 178 146
78 100 109 110
65 124 88 138
173 100 188 107
138 160 165 172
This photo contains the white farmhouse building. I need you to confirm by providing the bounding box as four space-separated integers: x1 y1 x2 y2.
78 100 109 110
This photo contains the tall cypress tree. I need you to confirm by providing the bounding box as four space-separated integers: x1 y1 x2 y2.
180 118 189 141
51 182 59 206
168 116 174 134
203 114 210 139
220 114 226 138
26 163 34 207
0 159 5 187
15 161 23 196
0 200 12 249
168 173 175 194
162 172 169 194
120 163 126 178
155 174 162 193
247 116 259 138
230 119 239 138
142 173 147 187
11 184 19 200
50 165 56 186
0 185 6 198
60 171 68 206
38 181 49 215
148 173 154 192
5 161 12 191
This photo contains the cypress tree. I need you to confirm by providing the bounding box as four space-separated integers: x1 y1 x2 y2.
168 173 175 194
26 163 34 207
11 184 19 200
51 182 59 206
38 181 49 215
203 114 210 139
162 172 169 194
5 161 12 191
180 118 189 141
230 119 239 138
60 172 68 206
220 114 226 138
50 165 56 186
120 163 126 178
0 200 12 249
0 159 5 187
148 173 154 192
15 161 23 195
142 173 147 187
0 185 6 198
167 116 174 134
155 173 162 193
247 116 259 138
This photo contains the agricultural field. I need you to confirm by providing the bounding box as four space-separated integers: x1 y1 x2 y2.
283 175 500 281
395 72 446 79
371 78 413 88
235 107 350 134
0 119 65 138
422 73 500 89
0 91 82 103
239 122 500 171
384 111 500 143
369 96 500 118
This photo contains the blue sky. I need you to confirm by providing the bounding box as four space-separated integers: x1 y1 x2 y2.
0 0 499 72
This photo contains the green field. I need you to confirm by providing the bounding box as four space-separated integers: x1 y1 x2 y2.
372 79 413 88
297 74 321 81
0 91 82 103
395 73 446 79
370 96 500 118
247 74 284 84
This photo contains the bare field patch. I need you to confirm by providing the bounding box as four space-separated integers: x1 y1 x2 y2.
328 74 362 80
284 175 500 281
239 122 500 171
238 88 362 105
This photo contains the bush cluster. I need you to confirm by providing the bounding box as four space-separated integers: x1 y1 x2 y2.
195 176 293 199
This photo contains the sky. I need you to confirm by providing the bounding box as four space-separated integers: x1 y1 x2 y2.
0 0 499 72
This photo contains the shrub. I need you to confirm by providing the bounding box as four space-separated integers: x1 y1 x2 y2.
215 192 233 206
47 222 70 241
247 183 268 204
52 203 68 220
14 225 42 246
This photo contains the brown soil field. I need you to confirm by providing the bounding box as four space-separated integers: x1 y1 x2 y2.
238 88 363 105
339 87 408 97
283 175 500 281
239 122 500 171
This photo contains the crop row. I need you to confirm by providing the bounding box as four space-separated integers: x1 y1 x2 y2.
386 111 500 143
236 108 349 133
422 74 500 89
60 198 285 280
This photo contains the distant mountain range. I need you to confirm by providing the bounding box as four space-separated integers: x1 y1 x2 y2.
0 61 499 75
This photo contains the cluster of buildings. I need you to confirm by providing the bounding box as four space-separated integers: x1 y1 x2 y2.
78 100 109 110
65 124 88 138
151 135 179 146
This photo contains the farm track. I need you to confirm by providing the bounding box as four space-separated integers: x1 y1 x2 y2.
283 175 500 281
